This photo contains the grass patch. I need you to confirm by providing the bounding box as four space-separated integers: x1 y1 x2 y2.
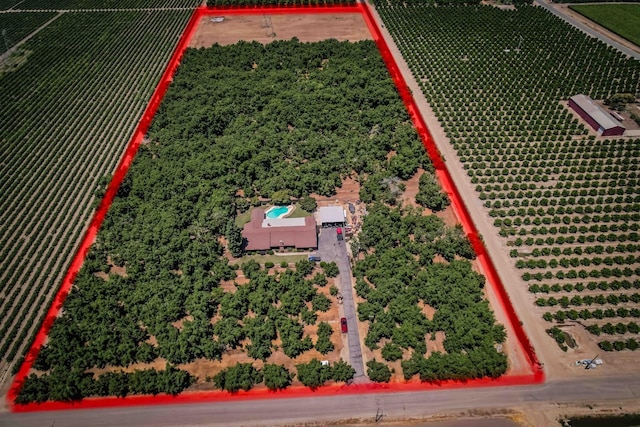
235 209 253 228
287 204 311 219
570 4 640 47
231 253 309 266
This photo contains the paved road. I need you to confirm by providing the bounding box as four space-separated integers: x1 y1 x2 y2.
2 374 640 426
534 0 640 60
317 227 365 382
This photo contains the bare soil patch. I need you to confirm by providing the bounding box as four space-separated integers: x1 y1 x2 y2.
425 331 446 357
312 175 361 205
400 168 423 208
189 13 371 48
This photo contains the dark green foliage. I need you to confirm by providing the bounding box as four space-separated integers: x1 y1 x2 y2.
322 262 340 278
263 364 293 391
0 13 56 53
315 322 334 355
401 346 507 381
415 172 449 212
295 259 315 278
244 316 276 361
299 196 317 212
599 341 614 351
226 220 244 257
312 293 332 312
277 317 313 358
331 359 356 383
16 365 193 404
605 93 635 111
313 273 328 287
296 358 333 389
381 342 404 362
211 363 263 393
366 359 392 383
356 203 506 381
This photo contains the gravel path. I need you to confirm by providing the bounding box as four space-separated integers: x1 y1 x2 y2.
318 227 366 382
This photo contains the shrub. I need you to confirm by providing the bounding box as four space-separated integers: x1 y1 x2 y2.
211 363 263 393
263 364 293 391
366 359 392 383
381 343 403 362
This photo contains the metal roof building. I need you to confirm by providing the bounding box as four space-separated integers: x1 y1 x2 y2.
242 208 317 251
318 206 345 227
568 94 625 137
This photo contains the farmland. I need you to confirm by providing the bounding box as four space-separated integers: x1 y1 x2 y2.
0 8 197 388
0 12 56 54
570 4 640 47
13 33 511 403
5 0 199 9
374 2 640 359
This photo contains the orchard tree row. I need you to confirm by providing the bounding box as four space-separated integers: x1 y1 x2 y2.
0 9 194 377
8 0 200 10
373 2 640 342
528 280 640 294
543 307 640 323
0 12 55 53
209 359 354 392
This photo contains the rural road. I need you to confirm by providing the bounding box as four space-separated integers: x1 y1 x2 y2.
534 0 640 60
317 227 366 381
2 373 640 426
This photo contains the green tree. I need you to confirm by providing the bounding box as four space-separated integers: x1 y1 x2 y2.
296 359 332 389
299 196 317 212
211 363 263 393
263 364 293 391
366 359 392 383
315 322 335 355
381 342 404 362
331 359 356 383
322 262 339 278
415 172 449 212
226 219 244 257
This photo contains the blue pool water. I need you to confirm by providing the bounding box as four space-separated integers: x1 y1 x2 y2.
266 206 289 219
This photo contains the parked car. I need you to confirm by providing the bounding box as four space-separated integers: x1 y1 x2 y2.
340 317 348 333
336 227 343 241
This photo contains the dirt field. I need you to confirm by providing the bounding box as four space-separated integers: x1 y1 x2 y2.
189 13 372 48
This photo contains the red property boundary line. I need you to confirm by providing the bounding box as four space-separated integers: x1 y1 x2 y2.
8 3 543 413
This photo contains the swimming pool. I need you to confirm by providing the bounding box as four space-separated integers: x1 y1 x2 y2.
265 206 290 219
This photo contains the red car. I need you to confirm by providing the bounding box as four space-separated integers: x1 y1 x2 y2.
340 317 348 333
